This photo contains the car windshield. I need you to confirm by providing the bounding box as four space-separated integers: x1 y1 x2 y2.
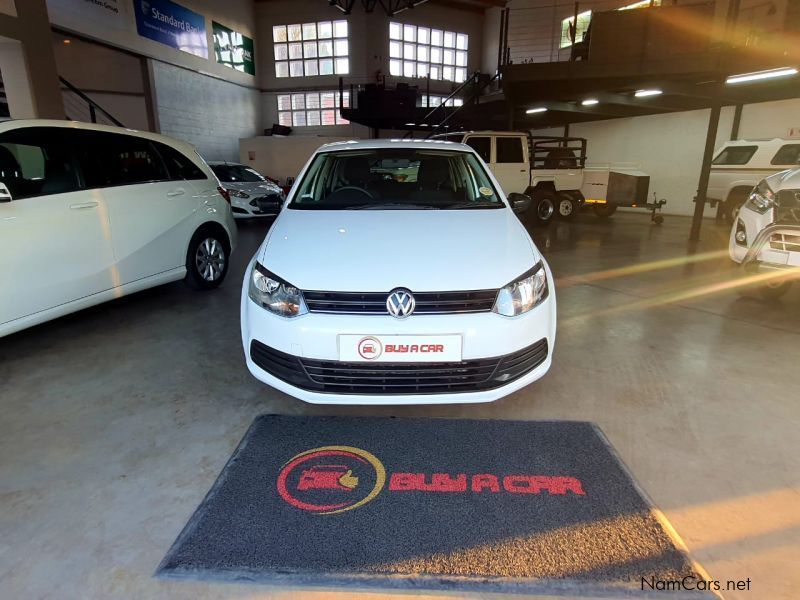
289 148 503 210
211 164 266 183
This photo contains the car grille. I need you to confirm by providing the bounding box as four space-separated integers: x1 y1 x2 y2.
250 338 548 395
769 233 800 253
302 290 498 315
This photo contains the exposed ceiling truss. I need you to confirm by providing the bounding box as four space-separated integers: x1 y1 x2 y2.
327 0 430 16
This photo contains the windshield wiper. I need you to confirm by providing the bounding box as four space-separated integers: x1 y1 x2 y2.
444 201 502 209
345 203 439 210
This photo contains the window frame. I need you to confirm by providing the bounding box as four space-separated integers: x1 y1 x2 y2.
273 20 350 78
389 21 468 83
277 90 351 128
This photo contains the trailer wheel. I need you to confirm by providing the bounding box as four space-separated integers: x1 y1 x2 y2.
556 192 577 221
593 203 617 219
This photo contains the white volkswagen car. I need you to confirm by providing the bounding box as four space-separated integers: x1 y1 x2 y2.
730 168 800 300
0 120 237 338
240 139 556 405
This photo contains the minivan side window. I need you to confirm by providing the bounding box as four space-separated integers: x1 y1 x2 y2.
0 127 79 200
74 131 168 188
771 144 800 166
496 137 525 163
154 142 207 180
465 137 491 163
711 145 758 166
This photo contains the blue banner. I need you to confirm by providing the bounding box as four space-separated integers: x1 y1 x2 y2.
134 0 208 58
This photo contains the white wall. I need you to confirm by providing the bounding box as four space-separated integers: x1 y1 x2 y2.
533 98 800 216
239 135 352 184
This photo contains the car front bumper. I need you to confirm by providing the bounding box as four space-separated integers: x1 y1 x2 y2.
231 197 282 219
240 259 557 405
730 210 800 273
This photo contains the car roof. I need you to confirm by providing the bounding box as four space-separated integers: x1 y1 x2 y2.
0 119 196 152
315 138 475 153
207 161 245 167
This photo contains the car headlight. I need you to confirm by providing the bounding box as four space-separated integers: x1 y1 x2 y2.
248 263 308 317
493 262 549 317
745 180 775 214
230 189 250 199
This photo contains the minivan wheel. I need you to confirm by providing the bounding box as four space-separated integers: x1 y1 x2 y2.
185 230 229 290
556 192 577 220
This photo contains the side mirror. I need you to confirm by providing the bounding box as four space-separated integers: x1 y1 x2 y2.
508 192 531 214
0 182 12 203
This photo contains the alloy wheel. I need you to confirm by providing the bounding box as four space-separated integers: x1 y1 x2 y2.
195 237 226 282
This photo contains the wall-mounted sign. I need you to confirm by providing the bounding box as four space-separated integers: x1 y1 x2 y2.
47 0 130 31
213 22 255 76
133 0 208 59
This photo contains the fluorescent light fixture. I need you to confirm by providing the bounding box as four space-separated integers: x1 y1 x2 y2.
726 67 798 84
526 107 548 114
581 98 599 106
634 89 662 97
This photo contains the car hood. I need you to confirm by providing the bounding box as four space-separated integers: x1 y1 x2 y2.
224 181 282 196
257 208 540 291
766 167 800 191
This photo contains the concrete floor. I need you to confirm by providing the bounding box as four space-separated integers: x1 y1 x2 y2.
1 212 798 600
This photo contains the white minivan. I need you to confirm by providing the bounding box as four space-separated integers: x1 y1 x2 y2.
241 139 556 405
0 120 237 338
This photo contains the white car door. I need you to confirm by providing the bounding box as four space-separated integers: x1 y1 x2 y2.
0 126 115 326
489 135 530 195
72 131 201 286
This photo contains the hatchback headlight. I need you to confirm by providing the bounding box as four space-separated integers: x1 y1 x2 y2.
230 189 250 199
249 263 307 317
493 262 549 317
745 180 775 214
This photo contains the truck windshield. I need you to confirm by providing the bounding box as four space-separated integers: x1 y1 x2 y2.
289 148 503 210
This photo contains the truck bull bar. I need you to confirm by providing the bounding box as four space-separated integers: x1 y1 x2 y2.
742 223 800 277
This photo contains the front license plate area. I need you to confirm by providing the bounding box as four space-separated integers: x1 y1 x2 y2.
339 334 463 363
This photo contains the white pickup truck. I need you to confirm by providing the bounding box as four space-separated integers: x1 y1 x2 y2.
433 131 650 225
708 138 800 222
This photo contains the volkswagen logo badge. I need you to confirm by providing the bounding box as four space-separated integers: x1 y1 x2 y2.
386 288 415 318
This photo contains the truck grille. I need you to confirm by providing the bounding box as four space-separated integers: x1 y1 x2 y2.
769 233 800 253
249 338 548 395
302 290 498 315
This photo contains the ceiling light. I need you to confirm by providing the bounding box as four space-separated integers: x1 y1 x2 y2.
581 98 599 106
526 107 548 114
63 39 71 45
634 89 662 97
726 67 798 84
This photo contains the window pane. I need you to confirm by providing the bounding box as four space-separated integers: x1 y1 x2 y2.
771 144 800 165
443 49 454 65
456 50 467 66
0 128 79 198
333 20 347 38
429 65 440 79
302 23 317 40
303 41 318 58
336 113 349 125
403 43 415 60
277 94 291 110
291 94 306 110
334 57 349 74
454 98 463 106
321 92 335 108
443 66 453 81
389 40 401 58
403 61 415 77
318 21 333 38
389 59 401 76
455 68 467 82
292 111 306 126
305 93 320 109
289 61 303 76
341 91 350 107
321 109 336 125
319 58 334 74
288 24 302 41
278 111 292 126
273 26 287 42
319 40 333 57
304 59 319 76
389 22 402 40
288 42 302 59
456 33 468 50
417 45 428 62
496 137 525 163
403 24 416 42
417 62 428 78
418 27 430 44
466 137 491 162
275 61 289 77
334 39 348 56
431 29 443 45
430 47 442 63
76 131 166 188
306 110 321 126
274 43 288 60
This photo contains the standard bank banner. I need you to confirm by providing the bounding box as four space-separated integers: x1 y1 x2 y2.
134 0 208 58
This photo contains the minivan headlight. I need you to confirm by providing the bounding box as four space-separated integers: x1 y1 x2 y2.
745 180 775 214
249 262 308 317
493 262 549 317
